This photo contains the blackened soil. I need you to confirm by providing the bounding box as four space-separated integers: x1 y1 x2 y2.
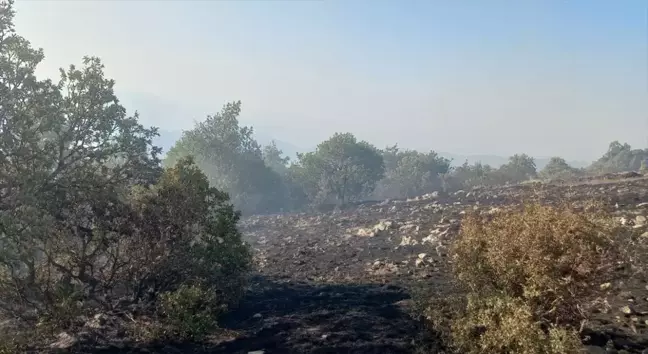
87 276 440 354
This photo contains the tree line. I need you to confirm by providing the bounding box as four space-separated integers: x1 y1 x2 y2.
164 100 648 214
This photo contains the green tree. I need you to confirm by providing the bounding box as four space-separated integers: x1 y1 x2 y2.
374 145 451 199
0 0 161 319
498 153 537 183
444 161 498 191
539 157 581 180
588 141 648 174
292 133 384 205
0 2 249 332
164 101 286 214
127 157 250 305
262 140 290 176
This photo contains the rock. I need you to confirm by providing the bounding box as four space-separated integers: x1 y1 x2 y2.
394 299 413 310
253 313 263 319
356 228 375 237
373 220 395 232
600 282 612 290
399 235 418 246
248 351 265 354
398 223 417 232
641 232 648 238
620 305 634 315
50 332 78 349
84 313 108 329
417 253 427 259
636 215 647 226
421 234 438 245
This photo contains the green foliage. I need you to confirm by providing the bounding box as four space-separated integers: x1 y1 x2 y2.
445 154 538 191
0 2 250 338
498 154 537 183
158 284 224 340
127 157 251 305
0 0 161 321
374 145 451 199
291 133 384 205
539 157 582 181
444 161 492 190
164 102 288 214
262 140 291 176
588 141 648 174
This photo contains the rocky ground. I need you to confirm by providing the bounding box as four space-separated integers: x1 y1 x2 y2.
49 174 648 353
225 175 648 354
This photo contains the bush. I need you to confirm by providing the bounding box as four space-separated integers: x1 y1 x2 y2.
444 203 622 353
451 295 583 354
452 204 620 327
158 284 225 340
0 156 251 344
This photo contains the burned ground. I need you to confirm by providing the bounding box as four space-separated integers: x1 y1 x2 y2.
53 175 648 353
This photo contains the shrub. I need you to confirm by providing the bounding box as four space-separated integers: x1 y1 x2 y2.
451 295 583 354
443 203 623 353
452 203 620 327
158 284 225 340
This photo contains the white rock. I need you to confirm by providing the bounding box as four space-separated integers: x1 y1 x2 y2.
50 332 78 349
421 234 438 244
399 236 418 246
356 228 375 237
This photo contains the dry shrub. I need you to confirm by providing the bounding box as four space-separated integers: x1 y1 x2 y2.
451 295 583 354
452 203 621 326
444 203 623 353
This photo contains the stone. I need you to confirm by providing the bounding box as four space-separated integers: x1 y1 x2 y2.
620 305 634 315
600 282 612 290
636 215 647 226
50 332 78 349
356 228 375 237
399 236 418 246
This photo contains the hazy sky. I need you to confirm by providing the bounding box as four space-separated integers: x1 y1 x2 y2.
13 0 648 160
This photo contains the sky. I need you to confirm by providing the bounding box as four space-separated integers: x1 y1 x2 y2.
13 0 648 161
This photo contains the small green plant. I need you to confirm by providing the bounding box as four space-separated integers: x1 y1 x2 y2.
158 284 225 340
